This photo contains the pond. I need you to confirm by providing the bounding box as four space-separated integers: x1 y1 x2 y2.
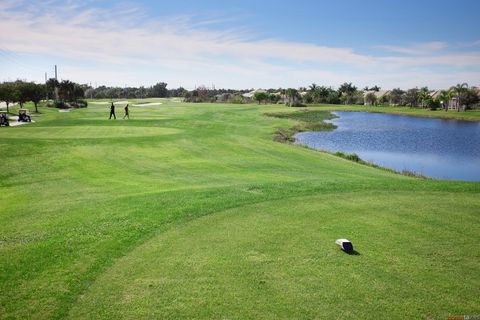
294 111 480 181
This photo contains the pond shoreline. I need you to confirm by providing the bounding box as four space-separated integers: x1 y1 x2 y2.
265 109 429 179
294 111 480 181
266 109 480 181
307 104 480 122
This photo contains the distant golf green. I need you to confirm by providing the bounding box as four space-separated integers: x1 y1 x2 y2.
1 100 479 319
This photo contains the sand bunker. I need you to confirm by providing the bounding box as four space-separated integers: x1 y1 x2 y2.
90 101 129 105
131 102 162 107
0 102 17 109
59 109 71 112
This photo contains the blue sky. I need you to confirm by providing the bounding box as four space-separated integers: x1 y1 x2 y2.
0 0 479 89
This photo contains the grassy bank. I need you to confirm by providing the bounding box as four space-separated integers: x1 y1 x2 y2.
309 104 480 121
265 109 336 142
265 109 429 178
1 100 479 319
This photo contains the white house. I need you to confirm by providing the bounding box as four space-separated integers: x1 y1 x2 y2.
242 89 266 101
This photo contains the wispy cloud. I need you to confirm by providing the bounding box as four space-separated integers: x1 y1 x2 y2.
375 41 448 55
0 1 479 89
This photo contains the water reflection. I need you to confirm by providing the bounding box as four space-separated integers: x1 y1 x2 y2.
295 112 480 181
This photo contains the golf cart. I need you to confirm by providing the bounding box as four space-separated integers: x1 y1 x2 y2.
0 111 9 126
18 109 31 122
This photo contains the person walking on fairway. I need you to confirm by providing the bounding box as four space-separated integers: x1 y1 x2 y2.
109 102 116 119
123 104 129 119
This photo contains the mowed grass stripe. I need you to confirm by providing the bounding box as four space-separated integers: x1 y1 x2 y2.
68 192 480 319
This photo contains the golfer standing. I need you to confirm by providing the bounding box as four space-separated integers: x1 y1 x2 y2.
123 104 129 119
109 102 116 119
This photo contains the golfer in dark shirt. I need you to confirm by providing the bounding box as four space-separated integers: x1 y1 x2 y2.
109 102 116 119
123 104 129 119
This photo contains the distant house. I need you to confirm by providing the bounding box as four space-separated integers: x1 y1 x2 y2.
429 90 465 111
242 89 266 102
215 93 233 102
429 90 442 100
447 97 465 111
273 91 286 103
363 90 390 105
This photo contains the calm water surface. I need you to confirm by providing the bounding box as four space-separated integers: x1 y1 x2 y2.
295 112 480 181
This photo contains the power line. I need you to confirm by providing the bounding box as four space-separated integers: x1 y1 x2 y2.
0 47 51 82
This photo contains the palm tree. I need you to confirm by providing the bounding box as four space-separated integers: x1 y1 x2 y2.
418 87 430 108
438 90 452 111
365 92 377 105
338 82 357 105
309 83 318 92
450 83 468 111
285 88 299 106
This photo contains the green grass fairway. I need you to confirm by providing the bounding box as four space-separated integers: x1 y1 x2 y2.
1 100 479 319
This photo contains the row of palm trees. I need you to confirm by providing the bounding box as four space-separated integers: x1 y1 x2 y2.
309 82 478 110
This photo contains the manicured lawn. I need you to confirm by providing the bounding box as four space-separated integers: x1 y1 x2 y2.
0 100 479 319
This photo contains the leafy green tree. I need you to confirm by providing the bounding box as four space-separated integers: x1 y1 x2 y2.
364 92 377 105
460 87 479 109
0 82 15 113
311 86 330 103
404 88 420 107
150 82 168 97
28 83 46 113
303 92 314 104
426 98 440 110
253 91 268 104
326 88 341 104
377 95 389 106
268 93 280 104
388 88 405 105
13 81 30 107
73 84 85 101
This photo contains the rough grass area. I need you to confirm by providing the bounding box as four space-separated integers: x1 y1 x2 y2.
265 109 336 142
0 100 479 319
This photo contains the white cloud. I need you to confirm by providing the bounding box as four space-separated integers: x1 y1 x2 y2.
0 1 479 89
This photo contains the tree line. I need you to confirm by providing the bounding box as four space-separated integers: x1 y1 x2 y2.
2 78 478 111
0 79 86 113
235 82 479 110
84 82 188 99
362 83 479 110
0 81 46 113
